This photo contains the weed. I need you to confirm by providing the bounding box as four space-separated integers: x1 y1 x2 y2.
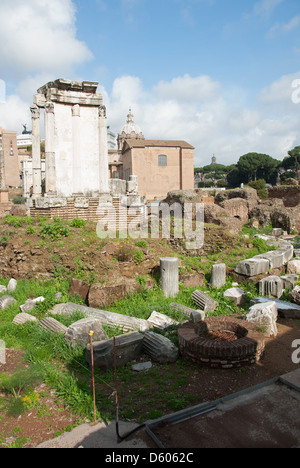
39 218 70 241
136 240 148 248
134 249 144 264
0 230 13 247
70 218 85 228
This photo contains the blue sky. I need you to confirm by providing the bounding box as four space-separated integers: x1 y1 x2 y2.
0 0 300 166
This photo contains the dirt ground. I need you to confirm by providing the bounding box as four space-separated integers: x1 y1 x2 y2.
0 317 299 448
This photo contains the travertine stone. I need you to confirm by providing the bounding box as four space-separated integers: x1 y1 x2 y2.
259 276 283 299
65 318 108 347
170 302 205 322
234 258 270 277
246 301 278 337
20 297 45 313
287 286 300 306
280 274 299 290
7 278 17 293
287 259 300 275
160 257 179 298
86 332 144 371
192 290 218 313
0 295 17 310
223 287 245 306
210 263 226 289
13 313 39 325
39 317 68 335
50 302 151 333
31 104 42 198
250 297 300 319
254 251 285 269
147 311 179 329
142 331 179 364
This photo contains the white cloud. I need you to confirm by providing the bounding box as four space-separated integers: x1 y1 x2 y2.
0 95 30 133
268 14 300 36
106 72 300 166
154 74 220 102
0 0 93 134
0 0 93 79
253 0 283 18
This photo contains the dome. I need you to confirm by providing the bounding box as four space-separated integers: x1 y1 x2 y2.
121 109 143 137
118 108 145 150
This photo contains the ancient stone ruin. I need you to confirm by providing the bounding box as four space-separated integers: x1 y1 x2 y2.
25 78 146 227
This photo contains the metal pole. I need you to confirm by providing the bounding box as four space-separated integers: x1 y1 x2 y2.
89 331 97 423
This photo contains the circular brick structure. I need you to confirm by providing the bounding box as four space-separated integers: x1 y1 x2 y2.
178 317 265 369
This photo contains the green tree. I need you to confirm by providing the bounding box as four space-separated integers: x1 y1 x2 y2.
281 146 300 178
237 152 280 183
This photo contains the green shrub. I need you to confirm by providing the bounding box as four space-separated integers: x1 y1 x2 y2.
136 240 148 248
247 179 268 199
39 218 70 240
134 249 144 264
12 195 26 205
70 218 85 228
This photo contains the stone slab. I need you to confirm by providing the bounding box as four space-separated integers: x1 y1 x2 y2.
234 258 270 277
223 287 245 306
280 369 300 391
65 318 108 348
50 302 151 333
86 332 144 371
250 297 300 319
254 251 285 269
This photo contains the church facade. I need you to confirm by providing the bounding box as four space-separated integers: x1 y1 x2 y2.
109 110 195 201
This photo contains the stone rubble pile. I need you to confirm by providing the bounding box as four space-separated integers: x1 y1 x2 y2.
1 226 300 372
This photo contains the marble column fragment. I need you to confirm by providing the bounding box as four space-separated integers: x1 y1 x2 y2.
72 104 82 195
98 104 110 198
160 257 179 298
44 102 56 195
31 105 42 198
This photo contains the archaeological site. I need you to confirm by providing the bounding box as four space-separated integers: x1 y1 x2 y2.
0 78 300 449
